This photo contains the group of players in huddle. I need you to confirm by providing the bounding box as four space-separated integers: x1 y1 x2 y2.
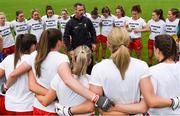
0 2 180 116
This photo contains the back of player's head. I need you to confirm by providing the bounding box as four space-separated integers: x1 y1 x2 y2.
131 4 141 13
102 6 111 15
72 45 92 76
38 28 62 51
91 7 98 16
35 28 62 77
153 9 164 20
155 34 177 62
116 5 125 17
169 8 179 18
14 34 37 69
107 27 130 79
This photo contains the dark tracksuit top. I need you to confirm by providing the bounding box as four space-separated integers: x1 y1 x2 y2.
63 15 96 51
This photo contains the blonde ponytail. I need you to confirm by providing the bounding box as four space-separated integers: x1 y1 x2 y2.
72 45 92 77
108 27 130 80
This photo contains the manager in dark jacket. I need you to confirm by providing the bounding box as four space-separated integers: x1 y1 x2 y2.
63 2 96 74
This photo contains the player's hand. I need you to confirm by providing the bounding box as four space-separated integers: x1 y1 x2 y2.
127 28 133 32
134 28 141 33
92 95 114 112
55 103 73 116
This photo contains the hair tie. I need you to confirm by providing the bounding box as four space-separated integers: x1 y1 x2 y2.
119 44 125 47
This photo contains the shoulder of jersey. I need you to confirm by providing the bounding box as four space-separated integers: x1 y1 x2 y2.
41 15 47 19
5 21 11 25
11 20 16 23
131 57 148 67
159 19 165 23
111 14 116 18
165 18 169 22
54 14 59 18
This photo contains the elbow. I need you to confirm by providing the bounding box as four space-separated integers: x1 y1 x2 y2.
38 99 49 107
41 101 49 107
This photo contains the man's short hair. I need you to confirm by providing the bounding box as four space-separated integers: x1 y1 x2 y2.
74 3 83 8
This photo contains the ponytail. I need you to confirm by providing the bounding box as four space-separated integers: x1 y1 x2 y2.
108 27 130 80
35 29 62 77
35 30 50 77
72 45 92 77
159 9 164 20
111 45 130 79
14 34 23 69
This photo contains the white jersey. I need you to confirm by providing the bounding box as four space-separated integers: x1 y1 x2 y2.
90 58 150 104
0 54 34 112
51 74 91 116
114 16 129 27
27 19 44 42
148 19 166 40
0 22 15 48
89 17 101 36
58 17 70 35
149 63 180 115
101 15 114 36
165 18 179 36
71 13 91 19
84 13 91 19
127 17 146 38
10 20 28 38
25 51 69 113
42 15 59 29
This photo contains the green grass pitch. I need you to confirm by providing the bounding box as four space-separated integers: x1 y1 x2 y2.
0 0 179 64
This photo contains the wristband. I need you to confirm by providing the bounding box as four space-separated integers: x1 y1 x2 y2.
68 107 73 116
170 98 175 108
91 94 99 103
